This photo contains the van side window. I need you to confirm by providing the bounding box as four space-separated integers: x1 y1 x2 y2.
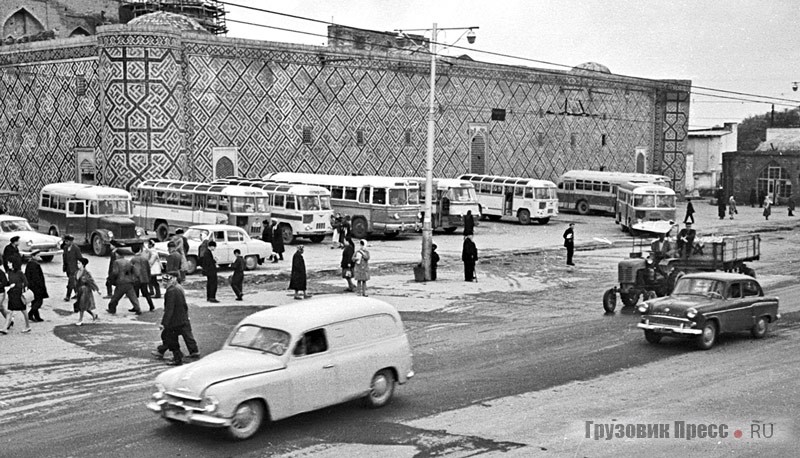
41 194 50 208
293 329 328 356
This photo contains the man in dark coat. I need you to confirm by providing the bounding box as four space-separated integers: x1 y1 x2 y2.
461 235 478 282
201 240 219 302
563 223 575 266
683 198 695 224
463 210 475 236
107 254 141 314
2 235 21 272
289 245 308 299
716 187 726 220
62 235 84 301
271 220 285 262
677 223 697 259
104 246 119 298
25 251 48 322
151 272 199 361
261 219 272 244
230 249 244 301
158 273 193 366
431 243 440 281
130 244 154 311
165 242 183 283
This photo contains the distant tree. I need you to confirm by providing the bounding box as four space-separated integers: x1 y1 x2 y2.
737 107 800 151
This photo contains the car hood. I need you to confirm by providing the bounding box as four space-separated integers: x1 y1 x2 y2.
3 231 61 246
158 349 285 396
647 295 717 314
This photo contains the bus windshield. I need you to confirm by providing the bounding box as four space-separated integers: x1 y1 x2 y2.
535 188 557 200
448 187 477 202
634 195 656 208
230 197 257 213
297 195 323 211
92 200 131 216
256 197 270 213
388 188 420 206
657 195 676 208
320 195 332 210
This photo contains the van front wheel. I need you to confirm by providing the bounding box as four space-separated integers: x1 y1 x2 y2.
226 400 265 440
364 369 395 408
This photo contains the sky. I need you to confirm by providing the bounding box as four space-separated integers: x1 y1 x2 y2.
221 0 800 130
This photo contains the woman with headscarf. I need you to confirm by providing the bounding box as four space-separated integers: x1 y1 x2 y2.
288 245 308 300
75 258 99 325
341 237 356 292
0 260 29 334
352 239 371 296
271 220 285 262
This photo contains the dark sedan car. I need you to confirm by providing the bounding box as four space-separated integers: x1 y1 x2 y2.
637 272 779 350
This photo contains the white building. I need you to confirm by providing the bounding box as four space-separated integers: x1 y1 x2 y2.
686 122 738 195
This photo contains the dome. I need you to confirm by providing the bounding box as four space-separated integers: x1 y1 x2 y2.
128 11 209 34
570 62 612 75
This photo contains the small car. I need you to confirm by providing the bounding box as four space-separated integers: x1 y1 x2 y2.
154 224 270 274
0 215 62 262
637 272 779 350
146 297 414 440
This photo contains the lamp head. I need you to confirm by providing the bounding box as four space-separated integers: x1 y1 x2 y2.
466 29 476 44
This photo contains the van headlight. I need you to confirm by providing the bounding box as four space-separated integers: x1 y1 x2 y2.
107 231 114 239
394 213 400 220
638 302 649 314
136 227 144 237
686 308 698 319
202 395 219 413
27 240 34 247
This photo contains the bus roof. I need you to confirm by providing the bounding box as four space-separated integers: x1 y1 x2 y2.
135 179 270 197
458 174 556 187
212 177 331 196
403 177 475 190
558 170 671 185
264 172 417 188
41 182 132 200
617 182 676 194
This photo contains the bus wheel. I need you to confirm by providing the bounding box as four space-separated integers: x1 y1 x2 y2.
309 235 325 243
244 255 259 270
576 200 590 215
186 256 198 275
92 235 109 256
518 209 531 225
537 217 551 225
48 227 59 236
279 224 295 245
156 222 170 242
351 218 368 239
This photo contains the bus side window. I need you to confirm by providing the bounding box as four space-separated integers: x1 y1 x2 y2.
359 188 370 203
41 194 50 208
344 187 357 200
219 196 229 212
89 201 98 214
602 182 610 193
166 192 179 206
514 186 523 197
525 187 533 199
180 193 192 207
373 188 386 205
196 194 206 209
58 197 66 211
593 181 602 192
274 194 285 208
575 181 584 191
492 185 502 195
331 186 343 199
566 182 574 191
154 191 165 204
557 182 563 189
286 195 296 210
69 201 85 215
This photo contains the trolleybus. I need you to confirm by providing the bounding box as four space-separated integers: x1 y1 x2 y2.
132 179 271 241
263 172 422 239
38 182 146 256
212 177 333 244
556 170 671 215
458 174 558 224
615 182 677 232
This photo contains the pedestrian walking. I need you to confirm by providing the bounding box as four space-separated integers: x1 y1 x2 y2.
2 235 21 272
0 267 10 328
261 219 272 244
341 215 352 242
230 249 244 301
107 254 142 315
270 220 285 262
146 239 162 298
165 241 183 283
789 196 796 217
289 245 309 299
201 240 219 303
728 195 738 220
759 190 766 208
0 260 29 334
563 223 575 266
62 235 84 301
431 243 440 281
24 251 48 322
683 198 695 224
763 195 772 220
131 244 155 311
198 232 211 261
464 210 475 236
74 258 99 325
104 246 119 298
749 188 757 207
353 240 371 295
151 272 199 362
461 235 478 281
155 273 195 366
716 187 726 220
331 213 343 249
173 229 189 283
341 237 356 292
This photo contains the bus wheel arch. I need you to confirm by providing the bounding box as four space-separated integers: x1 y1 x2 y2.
279 223 295 245
576 200 590 215
155 221 169 242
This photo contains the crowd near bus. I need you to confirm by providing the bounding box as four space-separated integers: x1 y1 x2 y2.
263 173 422 239
131 179 271 241
458 174 558 225
212 177 333 244
556 170 671 215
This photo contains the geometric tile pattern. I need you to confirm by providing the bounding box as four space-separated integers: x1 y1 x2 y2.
659 89 690 191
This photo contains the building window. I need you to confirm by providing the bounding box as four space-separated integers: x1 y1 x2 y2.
302 126 312 144
601 134 607 146
405 129 412 145
570 133 577 148
76 74 87 97
356 128 365 146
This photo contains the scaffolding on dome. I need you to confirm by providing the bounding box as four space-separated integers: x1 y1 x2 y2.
119 0 227 35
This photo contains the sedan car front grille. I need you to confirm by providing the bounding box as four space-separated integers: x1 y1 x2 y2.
644 315 694 327
164 392 203 411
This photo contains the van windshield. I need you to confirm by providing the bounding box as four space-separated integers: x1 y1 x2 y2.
91 199 131 216
229 325 291 355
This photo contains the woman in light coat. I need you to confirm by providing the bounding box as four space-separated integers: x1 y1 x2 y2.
145 240 162 298
352 239 371 296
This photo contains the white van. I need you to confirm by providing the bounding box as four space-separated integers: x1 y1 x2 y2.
147 296 414 440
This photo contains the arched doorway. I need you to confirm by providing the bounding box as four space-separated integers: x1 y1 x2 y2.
468 123 487 174
757 163 792 204
3 8 44 38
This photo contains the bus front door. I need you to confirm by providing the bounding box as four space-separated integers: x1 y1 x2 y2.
504 192 513 216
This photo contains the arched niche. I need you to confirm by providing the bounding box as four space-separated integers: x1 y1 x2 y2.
3 8 44 39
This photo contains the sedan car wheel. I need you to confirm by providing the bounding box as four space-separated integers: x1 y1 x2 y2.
696 321 718 350
751 316 769 339
364 369 395 408
227 400 265 440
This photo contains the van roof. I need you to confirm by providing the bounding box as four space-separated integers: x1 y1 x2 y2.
41 182 132 200
241 296 402 335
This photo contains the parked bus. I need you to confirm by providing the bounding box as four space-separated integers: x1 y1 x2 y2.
38 182 146 256
556 170 671 215
458 174 558 225
408 178 481 233
212 177 333 244
132 179 271 241
263 173 422 239
615 182 677 232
